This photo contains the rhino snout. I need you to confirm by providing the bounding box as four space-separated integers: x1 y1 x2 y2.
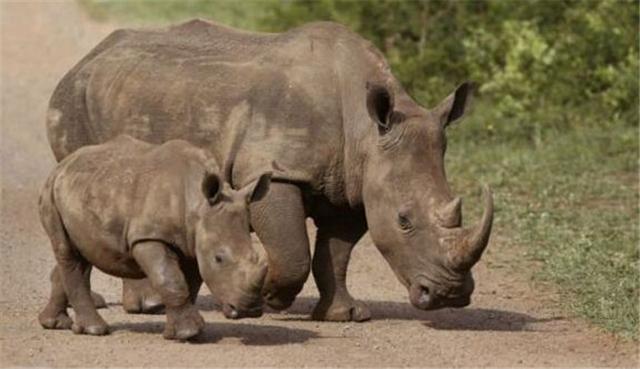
221 260 267 320
408 276 474 310
222 302 264 319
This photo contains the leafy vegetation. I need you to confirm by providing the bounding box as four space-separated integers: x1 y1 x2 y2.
446 123 638 339
80 0 639 339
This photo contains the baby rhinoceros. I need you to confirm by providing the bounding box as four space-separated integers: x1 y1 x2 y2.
38 135 271 340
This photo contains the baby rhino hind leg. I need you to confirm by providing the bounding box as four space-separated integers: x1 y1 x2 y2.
58 256 109 335
39 265 73 330
39 196 108 335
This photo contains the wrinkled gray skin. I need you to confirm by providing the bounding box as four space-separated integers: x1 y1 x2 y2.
38 135 270 340
47 20 494 321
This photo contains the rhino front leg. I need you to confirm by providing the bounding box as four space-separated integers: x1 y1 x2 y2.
132 240 204 341
122 278 164 314
181 259 203 304
311 214 371 322
250 182 311 310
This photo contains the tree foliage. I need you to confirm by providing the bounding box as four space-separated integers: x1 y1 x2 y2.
261 0 639 142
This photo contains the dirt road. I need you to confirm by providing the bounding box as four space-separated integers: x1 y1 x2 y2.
0 1 637 367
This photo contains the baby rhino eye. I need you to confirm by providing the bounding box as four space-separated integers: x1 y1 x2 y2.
398 213 413 231
214 253 224 263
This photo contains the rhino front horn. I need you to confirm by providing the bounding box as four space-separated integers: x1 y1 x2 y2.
449 185 494 270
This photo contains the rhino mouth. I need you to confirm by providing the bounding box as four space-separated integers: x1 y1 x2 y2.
222 303 263 319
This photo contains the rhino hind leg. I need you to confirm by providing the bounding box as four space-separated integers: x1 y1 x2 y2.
122 278 165 314
39 265 73 330
311 215 371 322
41 265 106 329
56 256 109 336
90 291 107 309
58 257 109 335
39 189 109 335
60 266 107 309
131 240 204 341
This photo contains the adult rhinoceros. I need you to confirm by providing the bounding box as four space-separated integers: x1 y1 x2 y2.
46 19 493 322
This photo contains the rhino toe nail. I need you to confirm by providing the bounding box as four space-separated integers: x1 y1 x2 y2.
141 300 165 314
56 316 73 329
86 325 109 336
71 323 83 334
39 318 56 329
175 327 200 341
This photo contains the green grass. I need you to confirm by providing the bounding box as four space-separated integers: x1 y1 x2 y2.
79 0 640 340
447 121 639 340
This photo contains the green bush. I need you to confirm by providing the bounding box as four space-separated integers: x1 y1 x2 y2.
82 1 639 144
261 0 639 143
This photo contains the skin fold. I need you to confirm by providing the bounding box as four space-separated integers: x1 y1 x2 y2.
46 20 493 321
38 135 271 340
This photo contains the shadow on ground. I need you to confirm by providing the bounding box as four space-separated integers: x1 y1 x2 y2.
195 295 563 332
109 320 318 345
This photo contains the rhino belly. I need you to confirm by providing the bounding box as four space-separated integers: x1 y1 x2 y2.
61 208 145 279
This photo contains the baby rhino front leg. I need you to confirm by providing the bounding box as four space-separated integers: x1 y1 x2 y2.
132 241 204 340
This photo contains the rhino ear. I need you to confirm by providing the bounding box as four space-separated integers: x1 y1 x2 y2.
239 171 272 204
436 82 474 127
201 171 222 206
366 83 395 135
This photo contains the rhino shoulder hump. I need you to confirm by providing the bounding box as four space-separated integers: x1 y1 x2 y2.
171 18 216 33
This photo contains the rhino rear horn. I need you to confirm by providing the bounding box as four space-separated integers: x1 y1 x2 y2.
448 185 494 270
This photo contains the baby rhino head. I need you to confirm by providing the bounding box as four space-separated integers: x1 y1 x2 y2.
194 171 271 319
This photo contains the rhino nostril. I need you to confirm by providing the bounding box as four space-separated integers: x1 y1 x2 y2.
418 286 430 306
409 282 434 310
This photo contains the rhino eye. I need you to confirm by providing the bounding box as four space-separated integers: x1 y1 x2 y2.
214 253 224 263
397 213 413 231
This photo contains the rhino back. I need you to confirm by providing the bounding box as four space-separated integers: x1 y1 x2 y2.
51 137 209 266
48 20 365 203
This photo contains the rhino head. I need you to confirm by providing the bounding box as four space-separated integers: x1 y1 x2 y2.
362 82 494 310
194 172 271 319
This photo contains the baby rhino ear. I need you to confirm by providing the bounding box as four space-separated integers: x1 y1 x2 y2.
201 172 222 205
239 172 272 204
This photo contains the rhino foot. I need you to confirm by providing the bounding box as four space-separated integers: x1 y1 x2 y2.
39 310 73 330
164 305 204 341
312 299 371 322
71 316 109 336
122 279 164 314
